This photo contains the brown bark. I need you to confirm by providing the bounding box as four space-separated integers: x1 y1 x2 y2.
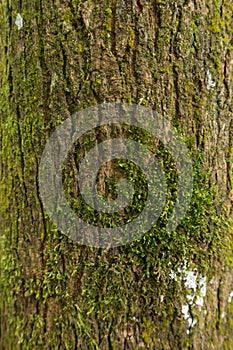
0 0 233 349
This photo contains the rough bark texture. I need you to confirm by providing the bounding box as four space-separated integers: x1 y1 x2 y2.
0 0 233 349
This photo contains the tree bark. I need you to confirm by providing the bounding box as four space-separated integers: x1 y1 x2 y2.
0 0 233 349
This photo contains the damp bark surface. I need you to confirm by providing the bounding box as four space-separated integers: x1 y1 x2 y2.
0 0 233 349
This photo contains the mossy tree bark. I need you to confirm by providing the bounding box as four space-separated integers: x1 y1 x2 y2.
0 0 233 349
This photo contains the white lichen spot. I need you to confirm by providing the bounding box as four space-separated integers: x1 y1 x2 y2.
191 318 197 328
169 260 207 334
195 276 207 307
169 269 177 281
228 290 233 303
221 311 226 319
181 304 197 334
183 269 198 291
181 304 189 320
15 13 23 30
206 69 216 90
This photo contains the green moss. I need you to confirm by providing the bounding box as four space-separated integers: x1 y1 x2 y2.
1 0 233 349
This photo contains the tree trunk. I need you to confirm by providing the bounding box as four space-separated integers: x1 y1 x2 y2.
0 0 233 349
